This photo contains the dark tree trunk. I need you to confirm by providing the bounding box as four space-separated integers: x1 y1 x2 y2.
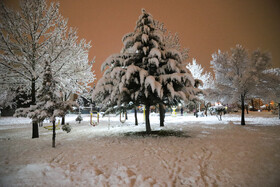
31 79 39 138
32 121 39 139
194 103 197 116
61 93 68 125
159 103 165 127
62 93 68 125
205 102 210 117
145 104 151 133
125 111 128 120
31 78 36 105
52 120 56 148
246 105 249 114
241 95 246 125
62 116 65 125
134 107 138 126
278 103 280 119
251 99 255 111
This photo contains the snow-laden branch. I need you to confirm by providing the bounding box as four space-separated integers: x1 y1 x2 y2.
0 0 95 104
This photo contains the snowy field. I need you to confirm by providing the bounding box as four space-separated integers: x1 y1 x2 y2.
0 111 280 186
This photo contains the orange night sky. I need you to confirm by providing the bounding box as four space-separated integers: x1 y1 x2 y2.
4 0 280 82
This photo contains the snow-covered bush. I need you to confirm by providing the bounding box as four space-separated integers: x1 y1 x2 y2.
62 123 71 133
76 114 83 124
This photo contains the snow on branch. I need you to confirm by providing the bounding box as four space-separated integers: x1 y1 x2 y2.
0 0 95 103
125 64 141 80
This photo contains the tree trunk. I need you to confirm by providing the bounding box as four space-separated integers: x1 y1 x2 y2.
194 103 197 116
145 104 151 133
32 121 39 139
246 105 249 114
62 93 68 125
125 111 128 120
31 78 40 138
62 116 65 125
241 95 245 125
52 120 56 148
205 102 209 117
134 107 138 126
251 99 254 111
159 103 165 127
31 78 36 105
278 103 280 120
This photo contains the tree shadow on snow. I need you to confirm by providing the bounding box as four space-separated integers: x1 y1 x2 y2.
124 130 191 138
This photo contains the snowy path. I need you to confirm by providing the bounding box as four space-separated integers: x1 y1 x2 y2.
0 112 280 186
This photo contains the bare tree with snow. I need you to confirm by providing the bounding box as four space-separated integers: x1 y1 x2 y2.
0 89 16 110
211 44 271 125
164 32 189 63
154 20 189 62
0 0 94 137
257 68 280 118
258 68 280 101
187 59 214 115
94 9 201 132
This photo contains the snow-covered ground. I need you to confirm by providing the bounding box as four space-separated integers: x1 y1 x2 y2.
0 111 280 186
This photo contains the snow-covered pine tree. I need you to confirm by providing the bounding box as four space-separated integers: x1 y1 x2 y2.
211 44 271 125
93 53 137 127
94 54 127 111
122 9 202 132
157 26 189 125
15 61 75 146
187 59 214 115
94 9 201 132
75 96 84 124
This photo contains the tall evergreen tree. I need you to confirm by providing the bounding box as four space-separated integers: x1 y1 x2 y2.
94 9 200 132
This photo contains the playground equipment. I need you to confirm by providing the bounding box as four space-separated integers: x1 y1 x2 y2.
90 111 99 126
44 119 60 130
195 111 205 118
119 112 126 123
209 106 226 121
172 107 177 117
